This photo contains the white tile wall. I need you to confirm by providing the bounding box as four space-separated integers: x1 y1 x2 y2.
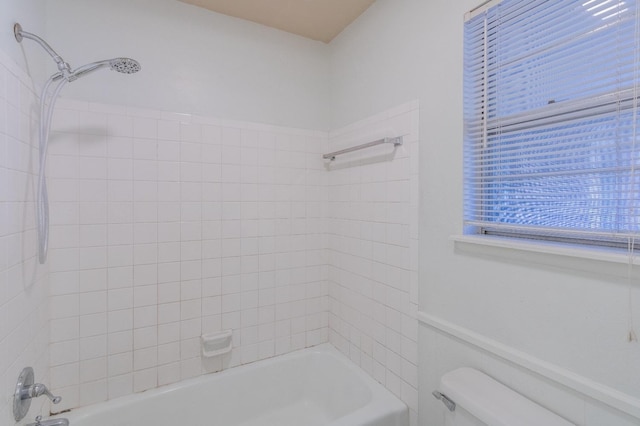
326 101 420 425
1 42 421 422
0 51 50 424
46 99 330 412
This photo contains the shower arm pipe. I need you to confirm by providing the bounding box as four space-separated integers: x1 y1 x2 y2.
14 23 72 75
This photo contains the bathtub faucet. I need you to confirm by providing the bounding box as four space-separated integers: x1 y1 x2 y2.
27 416 69 426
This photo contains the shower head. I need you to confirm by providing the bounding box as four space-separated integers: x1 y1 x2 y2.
14 23 140 82
68 58 141 81
110 58 141 74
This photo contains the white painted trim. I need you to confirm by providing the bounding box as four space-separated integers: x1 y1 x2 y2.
450 234 640 266
417 311 640 419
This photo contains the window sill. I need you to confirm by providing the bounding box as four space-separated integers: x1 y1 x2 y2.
450 234 640 266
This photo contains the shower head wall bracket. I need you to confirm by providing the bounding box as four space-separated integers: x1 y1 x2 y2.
14 23 23 42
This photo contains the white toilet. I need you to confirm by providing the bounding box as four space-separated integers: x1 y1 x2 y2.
434 367 575 426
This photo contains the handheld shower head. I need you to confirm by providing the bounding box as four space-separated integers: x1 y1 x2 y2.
67 58 141 81
110 58 141 74
14 23 141 82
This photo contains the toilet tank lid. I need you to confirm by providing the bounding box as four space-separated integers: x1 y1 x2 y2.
439 368 575 426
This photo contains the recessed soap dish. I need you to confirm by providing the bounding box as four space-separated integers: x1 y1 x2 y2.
201 330 232 358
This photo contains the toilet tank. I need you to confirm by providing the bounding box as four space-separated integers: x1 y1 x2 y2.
434 368 575 426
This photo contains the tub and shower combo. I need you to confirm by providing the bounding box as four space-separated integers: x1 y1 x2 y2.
10 21 409 426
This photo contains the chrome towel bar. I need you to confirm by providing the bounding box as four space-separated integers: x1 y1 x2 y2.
323 136 403 161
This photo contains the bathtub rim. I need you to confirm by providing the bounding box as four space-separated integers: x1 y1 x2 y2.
52 343 408 425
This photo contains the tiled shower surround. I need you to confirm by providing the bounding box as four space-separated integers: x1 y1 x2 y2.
0 46 420 420
46 99 330 410
327 102 419 423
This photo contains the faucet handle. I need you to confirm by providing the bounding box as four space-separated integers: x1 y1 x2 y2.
45 386 62 404
23 383 62 404
35 416 42 425
30 383 62 404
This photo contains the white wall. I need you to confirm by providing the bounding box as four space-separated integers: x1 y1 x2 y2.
44 0 330 131
330 0 640 425
329 2 432 130
0 0 46 77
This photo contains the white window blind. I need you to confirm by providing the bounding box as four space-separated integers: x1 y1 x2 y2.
464 0 640 247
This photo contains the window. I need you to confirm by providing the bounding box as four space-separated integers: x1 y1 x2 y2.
464 0 640 248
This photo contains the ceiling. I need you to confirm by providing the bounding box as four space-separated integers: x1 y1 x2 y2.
178 0 376 43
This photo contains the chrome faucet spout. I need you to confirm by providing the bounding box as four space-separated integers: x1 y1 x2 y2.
27 415 69 426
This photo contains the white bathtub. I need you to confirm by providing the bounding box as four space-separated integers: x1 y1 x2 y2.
56 344 408 426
